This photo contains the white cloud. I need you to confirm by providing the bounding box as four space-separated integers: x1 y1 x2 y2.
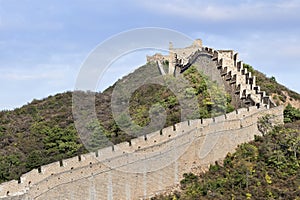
0 64 76 110
2 67 65 81
136 0 300 22
275 0 300 9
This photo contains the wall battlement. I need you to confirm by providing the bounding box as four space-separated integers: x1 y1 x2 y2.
0 105 284 199
148 39 276 109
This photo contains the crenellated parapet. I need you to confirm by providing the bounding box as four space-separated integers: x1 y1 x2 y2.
163 39 276 108
200 47 276 109
168 39 203 76
146 53 169 64
0 105 283 199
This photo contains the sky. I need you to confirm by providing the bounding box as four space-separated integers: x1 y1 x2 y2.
0 0 300 110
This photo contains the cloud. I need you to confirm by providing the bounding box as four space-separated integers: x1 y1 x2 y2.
0 0 66 32
136 0 300 22
0 49 83 85
2 68 62 81
0 64 71 81
0 63 76 110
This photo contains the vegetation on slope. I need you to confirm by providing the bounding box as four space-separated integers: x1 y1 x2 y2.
0 63 233 184
128 65 233 129
0 92 86 182
153 117 300 200
243 63 300 104
284 104 300 123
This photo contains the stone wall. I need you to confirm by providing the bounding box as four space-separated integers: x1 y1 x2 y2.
146 53 169 63
164 40 276 109
0 106 284 200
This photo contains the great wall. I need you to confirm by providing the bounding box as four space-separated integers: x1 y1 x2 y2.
0 40 284 200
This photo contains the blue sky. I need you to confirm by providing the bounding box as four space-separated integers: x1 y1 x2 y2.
0 0 300 110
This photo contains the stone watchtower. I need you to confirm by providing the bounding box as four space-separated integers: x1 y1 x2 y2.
168 39 203 76
192 39 202 47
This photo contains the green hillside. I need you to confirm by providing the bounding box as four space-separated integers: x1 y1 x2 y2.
0 63 232 183
243 64 300 104
0 62 299 186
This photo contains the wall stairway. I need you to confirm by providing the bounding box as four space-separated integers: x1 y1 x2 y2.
175 47 276 109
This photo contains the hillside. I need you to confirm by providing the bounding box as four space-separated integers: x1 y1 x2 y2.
243 64 300 109
0 62 232 183
0 62 299 185
153 120 300 200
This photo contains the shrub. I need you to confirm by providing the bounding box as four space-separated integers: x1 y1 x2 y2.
284 104 300 123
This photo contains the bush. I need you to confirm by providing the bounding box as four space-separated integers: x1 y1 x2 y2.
243 63 300 101
180 173 198 189
243 63 254 73
284 104 300 123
